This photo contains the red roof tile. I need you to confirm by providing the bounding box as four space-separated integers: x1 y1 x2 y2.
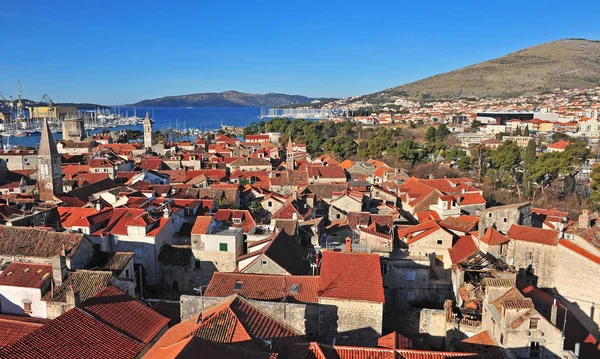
0 262 52 289
318 251 384 303
205 273 319 303
0 318 43 349
449 236 478 265
191 216 213 235
479 227 510 245
0 308 144 359
81 285 169 344
507 224 558 245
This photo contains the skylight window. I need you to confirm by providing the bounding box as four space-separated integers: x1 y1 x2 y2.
290 284 300 294
234 281 244 291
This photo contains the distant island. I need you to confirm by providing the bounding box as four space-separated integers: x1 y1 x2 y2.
129 90 318 108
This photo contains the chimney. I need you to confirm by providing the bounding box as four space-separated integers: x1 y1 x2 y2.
66 286 81 308
429 173 434 180
579 210 590 229
95 200 102 211
269 171 276 179
345 237 352 252
51 254 67 286
315 251 321 275
550 297 558 326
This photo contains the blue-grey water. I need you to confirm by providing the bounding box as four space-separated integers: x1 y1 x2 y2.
4 107 262 148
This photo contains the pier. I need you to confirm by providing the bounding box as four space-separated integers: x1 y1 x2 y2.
260 107 346 119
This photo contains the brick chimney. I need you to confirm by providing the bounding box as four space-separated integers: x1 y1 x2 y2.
345 237 352 252
579 210 590 229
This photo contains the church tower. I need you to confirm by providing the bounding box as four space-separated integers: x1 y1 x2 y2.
144 112 153 148
38 119 62 201
286 135 294 170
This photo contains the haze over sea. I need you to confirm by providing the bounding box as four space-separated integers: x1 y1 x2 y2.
4 107 262 148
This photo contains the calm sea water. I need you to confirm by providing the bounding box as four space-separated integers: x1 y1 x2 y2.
4 107 262 148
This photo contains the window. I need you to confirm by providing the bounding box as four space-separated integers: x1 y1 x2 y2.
407 290 415 301
261 260 268 266
529 318 539 330
125 269 130 278
23 301 32 313
488 213 492 218
234 281 243 291
134 248 143 257
381 263 388 275
219 243 228 252
500 334 504 345
268 201 272 207
336 214 341 219
407 271 416 281
195 258 201 269
503 217 507 223
436 240 443 245
290 284 300 294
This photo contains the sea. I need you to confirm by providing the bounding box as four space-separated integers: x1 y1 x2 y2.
3 107 262 148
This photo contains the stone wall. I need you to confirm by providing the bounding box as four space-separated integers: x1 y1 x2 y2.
394 308 448 349
506 241 556 289
555 243 600 336
479 203 532 236
180 295 317 336
318 298 383 346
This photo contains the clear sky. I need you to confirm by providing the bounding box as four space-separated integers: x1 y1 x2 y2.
1 0 599 104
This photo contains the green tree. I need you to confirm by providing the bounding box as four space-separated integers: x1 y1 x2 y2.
523 125 530 137
425 127 436 142
490 141 522 198
588 163 600 210
323 136 358 160
471 120 483 130
522 139 537 197
470 143 491 184
436 124 450 141
515 126 522 136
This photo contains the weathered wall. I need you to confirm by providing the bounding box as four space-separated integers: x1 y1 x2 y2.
318 298 383 346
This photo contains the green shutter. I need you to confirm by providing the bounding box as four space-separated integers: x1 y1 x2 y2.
219 243 228 252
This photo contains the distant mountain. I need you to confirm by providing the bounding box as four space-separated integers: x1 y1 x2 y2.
361 38 600 102
131 91 316 107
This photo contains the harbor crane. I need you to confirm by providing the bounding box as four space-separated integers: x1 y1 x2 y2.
0 91 14 109
41 94 55 109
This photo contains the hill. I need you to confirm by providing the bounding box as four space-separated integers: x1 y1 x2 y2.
131 90 316 107
362 38 600 102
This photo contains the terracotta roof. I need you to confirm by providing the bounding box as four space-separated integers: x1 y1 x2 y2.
377 331 413 349
440 215 479 233
300 342 477 359
0 226 88 259
0 308 145 359
205 273 319 303
318 251 384 303
479 227 510 245
507 224 558 245
97 252 134 275
449 236 478 265
0 318 43 349
43 270 113 303
191 216 213 235
415 210 441 222
0 262 52 289
81 285 169 344
145 336 277 359
547 140 571 149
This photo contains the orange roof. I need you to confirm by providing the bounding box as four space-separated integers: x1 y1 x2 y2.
479 227 510 245
449 236 478 265
507 224 557 246
338 159 354 170
318 251 384 303
191 216 213 235
547 140 571 150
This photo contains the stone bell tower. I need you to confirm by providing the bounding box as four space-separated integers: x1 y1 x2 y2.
38 119 62 201
143 112 153 149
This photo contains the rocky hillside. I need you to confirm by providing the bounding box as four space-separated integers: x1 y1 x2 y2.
363 38 600 102
132 90 315 107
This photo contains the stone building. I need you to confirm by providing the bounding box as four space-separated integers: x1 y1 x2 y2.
143 112 153 149
479 202 532 236
481 278 569 358
61 118 85 142
37 119 62 201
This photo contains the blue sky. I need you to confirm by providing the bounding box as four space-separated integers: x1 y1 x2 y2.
1 0 599 104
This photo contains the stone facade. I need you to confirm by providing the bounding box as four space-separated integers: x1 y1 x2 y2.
479 202 532 236
318 298 383 346
505 240 556 289
61 118 85 142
